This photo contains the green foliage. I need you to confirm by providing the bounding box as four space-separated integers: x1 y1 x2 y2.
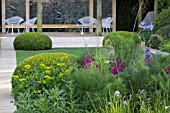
153 8 170 32
139 30 152 42
64 67 126 110
155 24 170 37
12 52 78 97
147 34 163 49
13 32 52 50
160 39 170 53
14 81 82 113
103 31 141 59
158 0 170 13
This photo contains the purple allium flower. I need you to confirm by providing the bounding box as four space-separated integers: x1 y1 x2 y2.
82 58 87 64
168 68 170 73
96 64 99 68
111 67 118 74
119 67 124 72
115 58 120 66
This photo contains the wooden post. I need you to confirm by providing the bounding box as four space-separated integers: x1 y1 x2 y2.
96 0 102 36
89 0 93 33
37 0 42 32
138 0 143 31
112 0 116 31
1 0 5 33
154 0 158 17
26 0 30 32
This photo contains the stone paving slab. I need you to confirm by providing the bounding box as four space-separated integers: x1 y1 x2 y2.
0 36 16 113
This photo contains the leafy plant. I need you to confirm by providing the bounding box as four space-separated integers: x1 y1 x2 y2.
14 81 82 113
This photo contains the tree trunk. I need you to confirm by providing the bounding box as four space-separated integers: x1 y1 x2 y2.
37 0 42 32
96 0 102 36
154 0 158 17
138 0 144 31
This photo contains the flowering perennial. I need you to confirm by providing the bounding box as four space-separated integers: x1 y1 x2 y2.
82 53 95 68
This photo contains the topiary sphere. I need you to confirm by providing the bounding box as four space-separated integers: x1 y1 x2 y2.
153 8 170 32
12 52 78 97
103 31 141 49
13 32 52 50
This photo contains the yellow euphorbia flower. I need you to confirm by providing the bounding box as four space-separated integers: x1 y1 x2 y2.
59 73 64 77
37 81 41 84
42 80 47 84
45 70 51 75
44 75 53 80
37 90 42 93
13 75 19 79
65 69 70 74
45 67 51 70
40 64 46 67
19 78 26 82
24 64 31 70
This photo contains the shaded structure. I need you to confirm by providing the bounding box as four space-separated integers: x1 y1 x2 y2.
1 0 116 33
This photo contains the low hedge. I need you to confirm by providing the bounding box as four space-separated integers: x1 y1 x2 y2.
13 32 52 50
12 52 78 98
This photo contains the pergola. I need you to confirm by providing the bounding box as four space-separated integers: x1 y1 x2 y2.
1 0 116 33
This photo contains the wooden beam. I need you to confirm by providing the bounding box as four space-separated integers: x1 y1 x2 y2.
89 0 94 33
112 0 116 31
6 24 114 29
1 0 5 33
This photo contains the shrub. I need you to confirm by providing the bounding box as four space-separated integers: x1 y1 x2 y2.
12 52 78 98
153 8 170 32
103 31 141 60
103 31 141 48
155 24 170 37
13 32 52 50
160 39 170 53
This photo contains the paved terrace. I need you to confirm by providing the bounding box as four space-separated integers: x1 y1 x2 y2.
0 32 169 113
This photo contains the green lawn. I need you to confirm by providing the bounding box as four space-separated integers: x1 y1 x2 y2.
16 48 98 64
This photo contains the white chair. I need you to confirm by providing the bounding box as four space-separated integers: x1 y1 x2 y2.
23 17 37 32
139 11 155 32
102 17 113 34
78 16 97 34
5 16 24 34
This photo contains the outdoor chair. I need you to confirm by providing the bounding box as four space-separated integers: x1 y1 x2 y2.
78 16 97 34
23 17 37 32
102 17 113 34
5 16 24 34
139 11 155 32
